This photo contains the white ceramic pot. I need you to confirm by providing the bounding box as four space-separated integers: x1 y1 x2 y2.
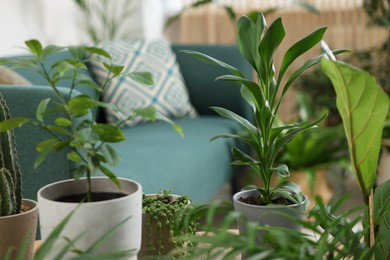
37 177 142 259
233 189 308 242
0 199 39 260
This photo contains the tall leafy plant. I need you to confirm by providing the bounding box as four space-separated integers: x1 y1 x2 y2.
321 42 390 257
0 39 182 202
183 13 346 205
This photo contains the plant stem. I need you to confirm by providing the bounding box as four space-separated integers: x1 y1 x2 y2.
86 170 92 202
368 188 375 253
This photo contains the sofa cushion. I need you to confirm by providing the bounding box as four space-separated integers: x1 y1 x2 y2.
88 38 197 127
108 116 239 202
0 65 32 85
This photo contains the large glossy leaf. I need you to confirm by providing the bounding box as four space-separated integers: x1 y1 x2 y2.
321 57 390 196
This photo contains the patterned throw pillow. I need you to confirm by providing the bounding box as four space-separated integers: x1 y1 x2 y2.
0 66 31 85
88 38 197 127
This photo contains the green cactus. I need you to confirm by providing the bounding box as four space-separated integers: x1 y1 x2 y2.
0 93 22 216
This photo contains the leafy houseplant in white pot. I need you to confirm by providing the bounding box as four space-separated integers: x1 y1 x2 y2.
0 40 182 259
183 12 347 239
0 94 38 260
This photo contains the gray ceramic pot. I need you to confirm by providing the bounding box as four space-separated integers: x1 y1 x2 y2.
38 177 142 260
233 189 309 242
0 199 39 260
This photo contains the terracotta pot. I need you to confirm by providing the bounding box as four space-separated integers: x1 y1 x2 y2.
0 199 39 260
233 189 308 242
37 177 142 260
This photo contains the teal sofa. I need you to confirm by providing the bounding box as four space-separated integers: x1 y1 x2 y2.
1 44 252 203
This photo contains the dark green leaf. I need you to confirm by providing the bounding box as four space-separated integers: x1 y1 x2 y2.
67 151 83 163
373 180 390 259
35 139 58 168
236 15 259 70
103 63 124 76
99 144 120 166
99 166 120 188
180 50 245 78
68 95 96 117
93 124 125 143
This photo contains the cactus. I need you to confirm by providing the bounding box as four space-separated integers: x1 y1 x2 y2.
0 93 22 216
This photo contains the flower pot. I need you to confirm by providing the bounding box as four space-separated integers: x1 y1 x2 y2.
140 194 192 257
233 189 308 242
37 177 142 259
0 199 39 260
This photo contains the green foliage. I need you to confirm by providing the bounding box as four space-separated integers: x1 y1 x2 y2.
321 52 390 197
0 94 22 216
173 197 373 259
183 13 347 205
4 205 135 260
363 0 390 28
142 190 198 257
0 39 182 202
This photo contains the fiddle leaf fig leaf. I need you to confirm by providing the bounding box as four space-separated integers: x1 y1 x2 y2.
321 57 390 196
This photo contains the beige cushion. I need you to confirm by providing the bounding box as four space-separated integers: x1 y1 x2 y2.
0 66 32 85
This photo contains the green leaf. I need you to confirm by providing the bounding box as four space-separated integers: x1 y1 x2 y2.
278 27 326 86
99 144 120 166
236 15 259 70
270 164 290 177
25 39 42 56
68 45 85 60
180 50 245 78
373 180 390 259
85 46 111 59
44 125 71 136
68 95 96 117
93 124 125 143
0 118 33 132
100 166 120 188
36 98 51 122
133 106 156 121
103 63 124 76
35 139 58 168
127 71 155 85
67 151 83 163
55 117 72 127
41 45 65 61
259 17 285 77
321 57 390 195
155 112 184 138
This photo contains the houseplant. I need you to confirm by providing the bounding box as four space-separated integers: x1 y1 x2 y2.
183 12 347 237
0 39 182 258
173 43 390 259
0 93 39 260
140 189 197 258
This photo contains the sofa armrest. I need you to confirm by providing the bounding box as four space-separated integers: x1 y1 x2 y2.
172 44 252 118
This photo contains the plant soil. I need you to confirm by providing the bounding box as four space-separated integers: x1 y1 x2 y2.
239 196 295 206
56 192 127 203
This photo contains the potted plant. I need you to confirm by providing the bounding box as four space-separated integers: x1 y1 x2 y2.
0 39 182 258
183 12 348 238
140 189 197 258
0 94 39 260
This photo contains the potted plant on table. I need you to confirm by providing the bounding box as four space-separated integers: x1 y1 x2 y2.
0 39 182 259
183 12 347 238
0 94 39 260
140 189 197 258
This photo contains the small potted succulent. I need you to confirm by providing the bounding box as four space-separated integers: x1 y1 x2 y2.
140 189 197 258
0 39 182 258
0 93 38 260
183 12 347 239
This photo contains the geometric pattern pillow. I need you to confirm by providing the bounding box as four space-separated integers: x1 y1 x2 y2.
88 37 197 127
